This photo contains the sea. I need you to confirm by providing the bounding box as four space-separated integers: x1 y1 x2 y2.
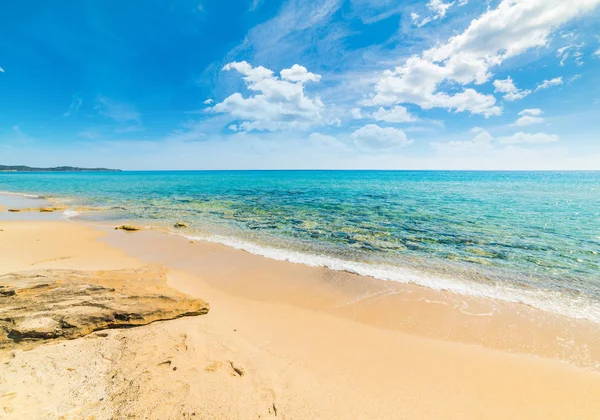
1 170 599 323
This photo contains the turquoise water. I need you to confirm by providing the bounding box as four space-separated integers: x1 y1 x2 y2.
1 170 599 321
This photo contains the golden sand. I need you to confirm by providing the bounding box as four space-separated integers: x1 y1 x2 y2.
1 219 600 419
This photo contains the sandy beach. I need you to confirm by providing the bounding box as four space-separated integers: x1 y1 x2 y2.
4 0 600 416
2 198 600 419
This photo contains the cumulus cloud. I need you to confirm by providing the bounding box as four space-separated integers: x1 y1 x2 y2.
514 108 544 126
372 106 417 123
212 61 326 131
493 77 531 101
280 64 322 83
535 77 563 91
203 98 214 105
366 0 600 117
350 124 413 150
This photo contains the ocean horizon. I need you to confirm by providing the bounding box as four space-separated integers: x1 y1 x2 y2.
2 169 599 323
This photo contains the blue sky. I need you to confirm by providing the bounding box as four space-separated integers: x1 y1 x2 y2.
1 0 600 169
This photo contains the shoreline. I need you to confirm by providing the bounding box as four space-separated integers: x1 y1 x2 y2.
2 200 600 417
3 189 599 326
103 222 600 371
2 192 600 370
181 230 600 324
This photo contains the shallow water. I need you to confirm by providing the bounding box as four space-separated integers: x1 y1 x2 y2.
1 170 599 322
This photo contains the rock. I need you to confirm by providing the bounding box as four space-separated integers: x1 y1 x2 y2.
10 317 62 340
115 225 141 231
0 266 209 349
173 222 188 228
7 206 65 213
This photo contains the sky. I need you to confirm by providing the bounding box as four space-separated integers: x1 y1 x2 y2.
1 0 600 170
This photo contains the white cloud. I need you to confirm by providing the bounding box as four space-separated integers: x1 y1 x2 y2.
350 124 413 150
556 46 570 65
433 127 494 152
203 98 214 105
595 49 600 56
535 77 563 91
514 115 544 126
364 55 502 116
366 0 600 117
428 0 454 18
519 108 543 116
414 0 455 27
514 108 544 126
63 95 82 117
222 61 274 81
226 0 344 67
280 64 322 83
349 108 363 119
499 132 558 144
556 43 585 66
0 66 4 73
212 61 326 131
433 88 501 117
434 127 559 152
372 106 417 123
493 77 531 101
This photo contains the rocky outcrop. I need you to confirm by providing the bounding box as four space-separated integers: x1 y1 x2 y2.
0 266 209 349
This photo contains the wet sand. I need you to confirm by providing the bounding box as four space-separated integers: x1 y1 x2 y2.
1 199 600 418
104 226 600 370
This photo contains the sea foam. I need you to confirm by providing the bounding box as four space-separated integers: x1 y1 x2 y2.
62 209 80 219
0 190 41 198
185 233 600 324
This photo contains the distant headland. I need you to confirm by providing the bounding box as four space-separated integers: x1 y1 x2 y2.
0 165 121 172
